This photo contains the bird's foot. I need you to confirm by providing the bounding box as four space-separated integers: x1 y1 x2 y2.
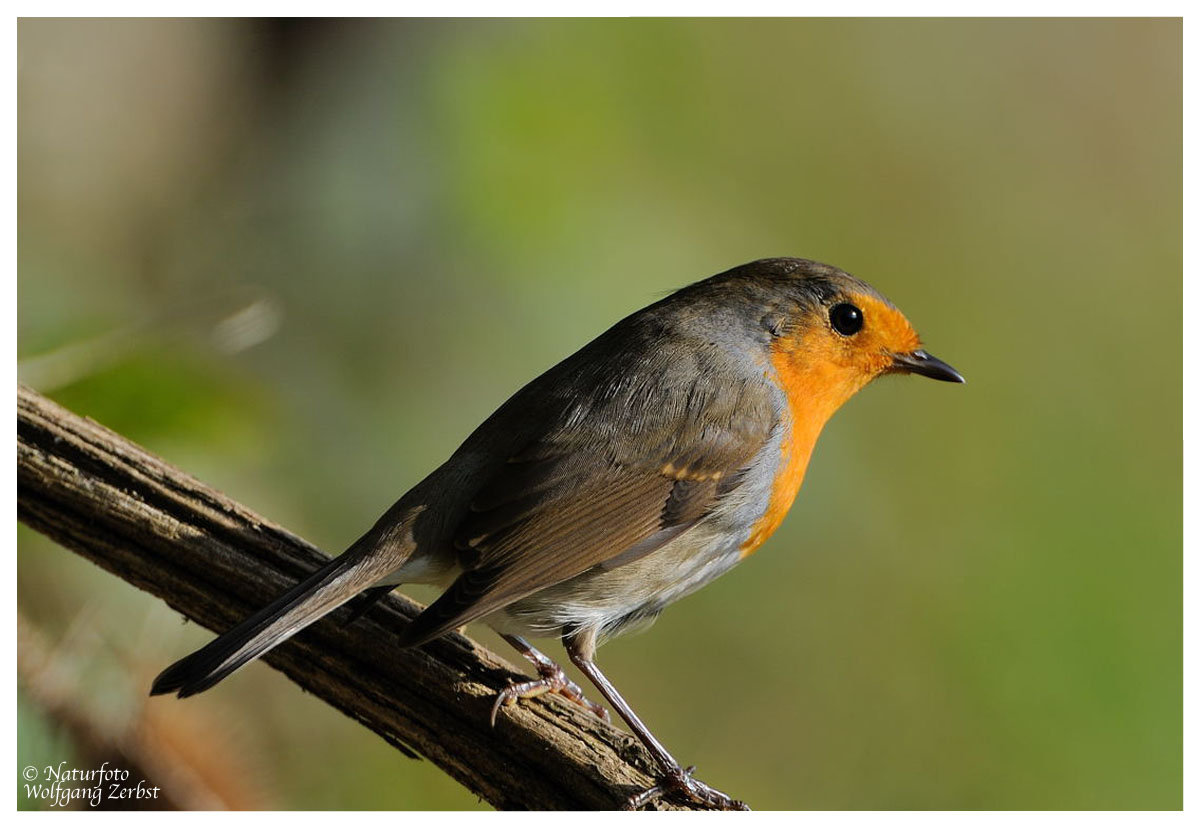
624 765 749 811
490 664 610 726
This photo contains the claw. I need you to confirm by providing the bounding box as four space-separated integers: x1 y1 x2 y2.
623 765 749 811
494 635 610 725
489 671 610 726
490 678 553 727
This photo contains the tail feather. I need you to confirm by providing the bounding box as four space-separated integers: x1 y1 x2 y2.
151 538 407 698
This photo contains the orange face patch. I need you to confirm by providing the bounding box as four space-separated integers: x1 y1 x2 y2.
739 293 921 558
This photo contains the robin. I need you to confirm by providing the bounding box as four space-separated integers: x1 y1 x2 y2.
151 257 964 810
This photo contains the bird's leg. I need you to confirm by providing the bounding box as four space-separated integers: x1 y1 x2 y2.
564 632 749 811
492 634 611 726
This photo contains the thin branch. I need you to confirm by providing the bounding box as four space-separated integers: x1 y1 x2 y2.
16 384 701 810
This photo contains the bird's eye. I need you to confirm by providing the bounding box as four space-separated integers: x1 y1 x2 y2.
829 303 864 336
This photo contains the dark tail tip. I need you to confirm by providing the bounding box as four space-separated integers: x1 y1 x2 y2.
149 637 264 698
149 652 207 697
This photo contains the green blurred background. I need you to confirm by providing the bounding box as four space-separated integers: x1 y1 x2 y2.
17 18 1180 810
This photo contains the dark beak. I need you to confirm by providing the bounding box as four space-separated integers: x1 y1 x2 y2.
891 349 966 383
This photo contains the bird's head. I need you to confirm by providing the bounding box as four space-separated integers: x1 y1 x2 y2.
721 258 965 423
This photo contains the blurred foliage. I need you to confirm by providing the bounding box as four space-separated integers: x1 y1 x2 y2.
17 18 1179 809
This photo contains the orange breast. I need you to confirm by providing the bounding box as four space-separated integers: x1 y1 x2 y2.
739 333 867 558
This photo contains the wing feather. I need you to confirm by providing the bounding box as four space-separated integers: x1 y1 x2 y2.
399 346 779 646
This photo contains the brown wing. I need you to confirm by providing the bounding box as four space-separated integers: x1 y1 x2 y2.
399 367 777 647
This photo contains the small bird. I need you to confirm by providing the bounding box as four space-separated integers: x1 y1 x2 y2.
151 258 964 809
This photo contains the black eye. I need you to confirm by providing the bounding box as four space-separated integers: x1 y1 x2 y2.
830 303 864 336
